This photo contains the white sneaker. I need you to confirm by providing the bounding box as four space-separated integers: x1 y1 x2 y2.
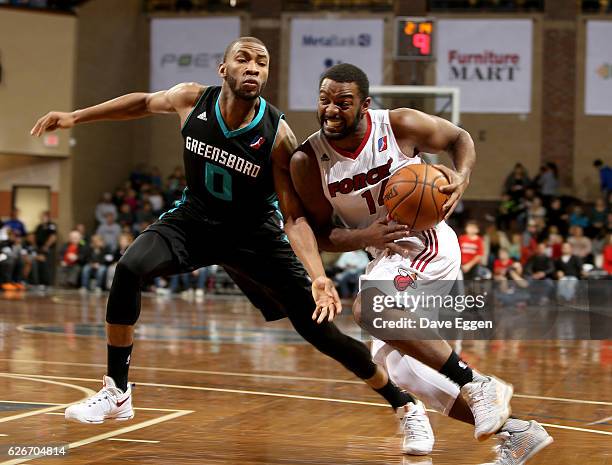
461 373 513 441
397 401 435 455
489 420 553 465
195 288 205 298
65 376 134 424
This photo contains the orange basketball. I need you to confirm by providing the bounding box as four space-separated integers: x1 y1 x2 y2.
383 164 450 231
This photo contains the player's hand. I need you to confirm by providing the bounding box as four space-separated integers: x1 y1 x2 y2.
311 276 342 324
434 164 470 220
361 217 410 257
30 111 76 137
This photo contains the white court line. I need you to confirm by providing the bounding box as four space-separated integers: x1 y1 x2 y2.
539 422 612 436
586 415 612 426
0 434 7 437
0 358 359 385
0 410 192 465
1 358 610 407
0 374 95 424
0 400 190 413
3 372 611 438
107 438 160 444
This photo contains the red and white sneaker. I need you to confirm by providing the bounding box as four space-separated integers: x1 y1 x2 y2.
397 401 435 455
65 376 134 424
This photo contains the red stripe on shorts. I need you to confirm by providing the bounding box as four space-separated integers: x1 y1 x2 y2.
411 231 430 269
419 229 439 272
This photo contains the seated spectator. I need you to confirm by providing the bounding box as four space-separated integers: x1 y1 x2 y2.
524 242 555 303
602 233 612 275
508 233 522 262
134 201 156 233
504 163 530 200
334 250 369 298
163 267 213 299
568 226 593 263
588 198 608 237
117 203 134 228
494 261 529 308
484 224 510 270
527 196 547 229
57 230 85 288
546 197 569 236
80 235 114 293
4 208 26 237
496 194 521 231
95 192 118 226
96 212 121 253
493 248 514 278
150 166 163 190
149 187 165 215
459 221 491 280
569 205 590 229
112 188 125 208
521 221 539 264
0 228 26 291
555 242 583 303
105 232 134 290
33 211 57 289
123 188 139 212
545 225 563 260
74 223 90 246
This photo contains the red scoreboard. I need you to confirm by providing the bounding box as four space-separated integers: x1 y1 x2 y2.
395 17 435 61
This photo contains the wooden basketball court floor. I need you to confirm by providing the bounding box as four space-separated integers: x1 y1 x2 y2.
0 290 610 464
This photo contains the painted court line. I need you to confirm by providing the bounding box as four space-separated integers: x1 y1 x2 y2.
0 374 95 424
2 359 610 407
3 372 611 438
0 410 192 465
107 438 160 444
0 358 360 385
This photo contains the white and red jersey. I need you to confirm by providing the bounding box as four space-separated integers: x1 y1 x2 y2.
306 109 460 282
308 109 422 230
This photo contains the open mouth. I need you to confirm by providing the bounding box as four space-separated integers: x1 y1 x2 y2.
324 119 344 131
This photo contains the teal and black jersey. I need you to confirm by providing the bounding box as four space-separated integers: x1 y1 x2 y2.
180 86 284 221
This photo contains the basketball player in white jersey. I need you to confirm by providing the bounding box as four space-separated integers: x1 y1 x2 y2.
289 64 552 464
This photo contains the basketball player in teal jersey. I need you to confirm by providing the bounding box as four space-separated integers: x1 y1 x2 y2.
31 37 441 452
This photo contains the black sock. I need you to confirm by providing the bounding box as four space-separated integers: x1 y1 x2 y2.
374 380 416 409
107 344 132 392
439 351 473 387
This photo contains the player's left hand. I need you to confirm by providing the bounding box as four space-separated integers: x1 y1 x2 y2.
311 276 342 324
434 164 470 220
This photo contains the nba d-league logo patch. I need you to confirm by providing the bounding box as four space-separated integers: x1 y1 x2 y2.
378 135 388 152
250 135 265 149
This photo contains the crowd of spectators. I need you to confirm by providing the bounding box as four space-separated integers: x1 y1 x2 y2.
1 160 611 304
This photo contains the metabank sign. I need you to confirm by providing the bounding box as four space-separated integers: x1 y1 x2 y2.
436 19 533 114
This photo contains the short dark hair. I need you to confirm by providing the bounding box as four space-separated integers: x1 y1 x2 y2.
593 159 603 168
223 36 267 62
319 63 369 101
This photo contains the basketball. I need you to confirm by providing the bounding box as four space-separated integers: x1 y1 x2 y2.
383 164 450 231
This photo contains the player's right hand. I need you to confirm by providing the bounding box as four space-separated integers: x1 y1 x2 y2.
361 217 410 257
311 276 342 324
30 111 76 136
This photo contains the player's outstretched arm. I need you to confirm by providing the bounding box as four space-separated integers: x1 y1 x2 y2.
290 142 409 256
390 108 475 219
30 82 205 136
272 120 341 323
